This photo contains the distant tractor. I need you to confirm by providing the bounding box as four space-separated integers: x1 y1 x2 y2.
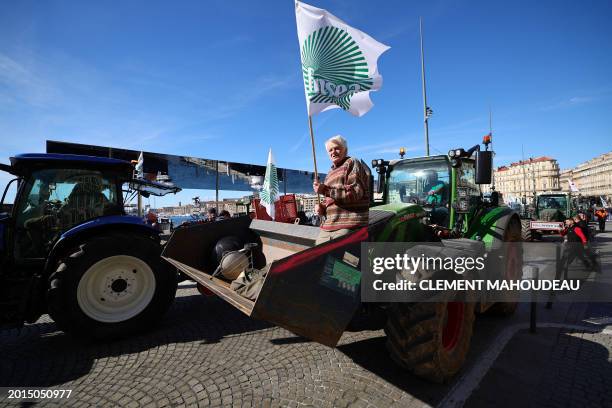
162 137 523 383
521 192 574 241
0 154 178 339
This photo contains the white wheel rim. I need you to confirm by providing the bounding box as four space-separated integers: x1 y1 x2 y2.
77 255 156 323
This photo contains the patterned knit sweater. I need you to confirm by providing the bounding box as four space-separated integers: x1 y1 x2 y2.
320 157 370 231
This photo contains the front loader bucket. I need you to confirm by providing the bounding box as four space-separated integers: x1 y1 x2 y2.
162 216 366 347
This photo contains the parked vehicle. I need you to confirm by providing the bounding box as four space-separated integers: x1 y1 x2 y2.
521 192 575 241
162 137 522 382
0 154 178 339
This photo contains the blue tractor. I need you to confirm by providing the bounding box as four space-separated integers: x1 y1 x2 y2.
0 153 178 339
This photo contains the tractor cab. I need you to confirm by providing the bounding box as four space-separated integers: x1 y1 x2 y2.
535 193 571 221
384 156 453 226
1 154 132 262
372 148 489 230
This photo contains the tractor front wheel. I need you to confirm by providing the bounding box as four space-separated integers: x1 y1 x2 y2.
47 232 177 340
385 300 475 383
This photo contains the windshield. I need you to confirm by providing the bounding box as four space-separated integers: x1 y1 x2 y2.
14 169 121 258
537 195 567 212
387 159 450 207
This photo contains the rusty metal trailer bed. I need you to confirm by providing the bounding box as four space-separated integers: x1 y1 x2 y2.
162 216 371 346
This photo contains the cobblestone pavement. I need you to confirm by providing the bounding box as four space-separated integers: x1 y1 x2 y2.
2 224 611 407
0 284 460 408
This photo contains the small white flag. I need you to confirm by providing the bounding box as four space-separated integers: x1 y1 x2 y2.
135 151 144 179
295 1 390 117
568 179 579 193
260 149 279 219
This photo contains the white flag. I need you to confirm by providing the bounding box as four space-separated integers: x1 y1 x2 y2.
568 179 579 193
295 1 390 117
135 151 144 179
260 149 279 219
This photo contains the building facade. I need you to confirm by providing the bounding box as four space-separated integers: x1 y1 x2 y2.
559 168 573 192
566 151 612 199
489 156 561 202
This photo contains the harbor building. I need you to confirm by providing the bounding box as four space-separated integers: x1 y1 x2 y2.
487 156 561 202
560 151 612 200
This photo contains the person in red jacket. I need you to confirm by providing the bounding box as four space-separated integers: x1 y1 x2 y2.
560 217 596 278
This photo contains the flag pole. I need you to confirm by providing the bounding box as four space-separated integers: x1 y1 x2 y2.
419 17 430 156
307 115 322 203
489 105 495 189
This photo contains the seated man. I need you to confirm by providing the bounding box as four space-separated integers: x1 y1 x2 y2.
422 170 447 206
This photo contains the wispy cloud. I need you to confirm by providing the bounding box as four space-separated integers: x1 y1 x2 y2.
289 110 338 153
540 95 598 111
0 47 295 158
198 73 297 122
0 52 62 108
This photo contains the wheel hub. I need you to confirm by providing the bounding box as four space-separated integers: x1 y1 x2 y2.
110 277 129 294
77 255 156 323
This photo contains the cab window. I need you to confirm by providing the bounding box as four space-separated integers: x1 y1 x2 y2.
14 169 119 259
457 162 479 197
387 159 451 207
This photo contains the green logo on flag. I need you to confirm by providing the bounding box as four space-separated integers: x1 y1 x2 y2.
301 26 373 111
261 161 278 206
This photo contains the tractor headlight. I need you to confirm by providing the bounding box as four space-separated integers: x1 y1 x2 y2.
455 149 463 157
448 149 456 158
372 159 384 168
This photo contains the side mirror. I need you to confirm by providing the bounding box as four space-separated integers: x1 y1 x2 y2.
490 191 499 206
475 150 492 184
377 171 386 195
371 159 388 196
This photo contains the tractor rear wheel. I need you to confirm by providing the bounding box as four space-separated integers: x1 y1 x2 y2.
489 217 523 316
385 300 475 383
47 232 177 340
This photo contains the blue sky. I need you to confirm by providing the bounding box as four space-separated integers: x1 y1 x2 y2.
1 0 611 206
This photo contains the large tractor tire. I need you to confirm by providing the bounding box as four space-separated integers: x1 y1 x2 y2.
47 232 177 340
385 300 475 383
521 219 533 242
488 216 523 316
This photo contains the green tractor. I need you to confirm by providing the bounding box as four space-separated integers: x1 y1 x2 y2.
162 137 522 383
521 192 574 241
